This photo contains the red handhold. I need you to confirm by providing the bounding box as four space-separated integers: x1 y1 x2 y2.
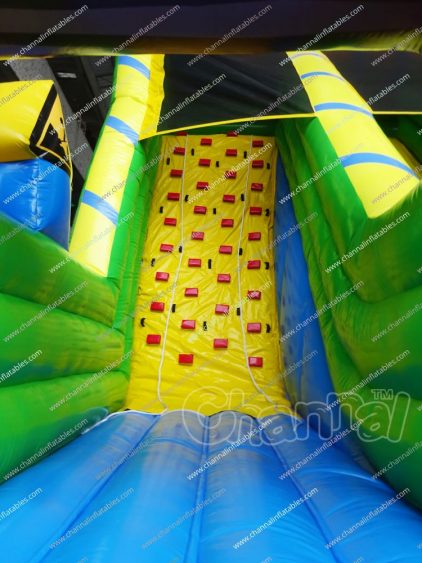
251 183 263 191
201 138 212 146
174 146 186 155
247 290 261 300
215 304 229 315
155 272 169 281
219 245 232 254
185 287 199 297
226 149 237 157
191 231 204 240
179 353 194 364
221 218 234 228
248 356 263 367
196 181 209 190
248 232 261 241
146 334 161 344
170 169 183 177
150 301 165 312
194 206 207 214
223 194 235 203
160 243 174 253
188 258 201 268
164 217 177 226
167 192 180 200
214 338 228 349
181 320 196 330
199 158 211 167
227 131 238 137
248 260 261 270
250 207 262 215
217 274 231 283
252 160 264 169
252 140 264 148
247 323 262 333
225 170 237 179
176 131 187 136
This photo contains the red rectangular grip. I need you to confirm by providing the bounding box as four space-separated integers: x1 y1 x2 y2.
160 243 174 253
155 272 169 282
167 192 180 201
150 301 165 312
146 334 161 344
179 354 194 364
215 304 229 315
185 288 199 297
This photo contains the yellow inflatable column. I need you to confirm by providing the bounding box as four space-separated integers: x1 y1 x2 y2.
70 55 164 275
288 50 419 217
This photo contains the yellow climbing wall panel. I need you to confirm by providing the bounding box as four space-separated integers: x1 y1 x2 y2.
126 133 293 418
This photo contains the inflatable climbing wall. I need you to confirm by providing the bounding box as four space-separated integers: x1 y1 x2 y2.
127 134 292 417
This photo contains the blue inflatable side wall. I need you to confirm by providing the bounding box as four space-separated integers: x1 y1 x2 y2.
273 156 366 465
0 159 71 248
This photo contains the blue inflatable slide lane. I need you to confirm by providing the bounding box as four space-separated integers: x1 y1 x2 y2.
0 411 421 562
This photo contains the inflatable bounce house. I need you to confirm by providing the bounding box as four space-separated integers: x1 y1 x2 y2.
0 3 422 562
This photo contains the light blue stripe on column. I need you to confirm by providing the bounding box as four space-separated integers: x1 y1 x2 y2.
81 190 119 224
118 56 151 79
289 52 327 61
301 71 345 81
340 153 417 176
105 116 139 145
314 102 373 118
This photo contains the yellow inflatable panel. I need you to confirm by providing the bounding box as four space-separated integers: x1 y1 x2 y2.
288 51 419 218
127 134 293 418
0 80 71 174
